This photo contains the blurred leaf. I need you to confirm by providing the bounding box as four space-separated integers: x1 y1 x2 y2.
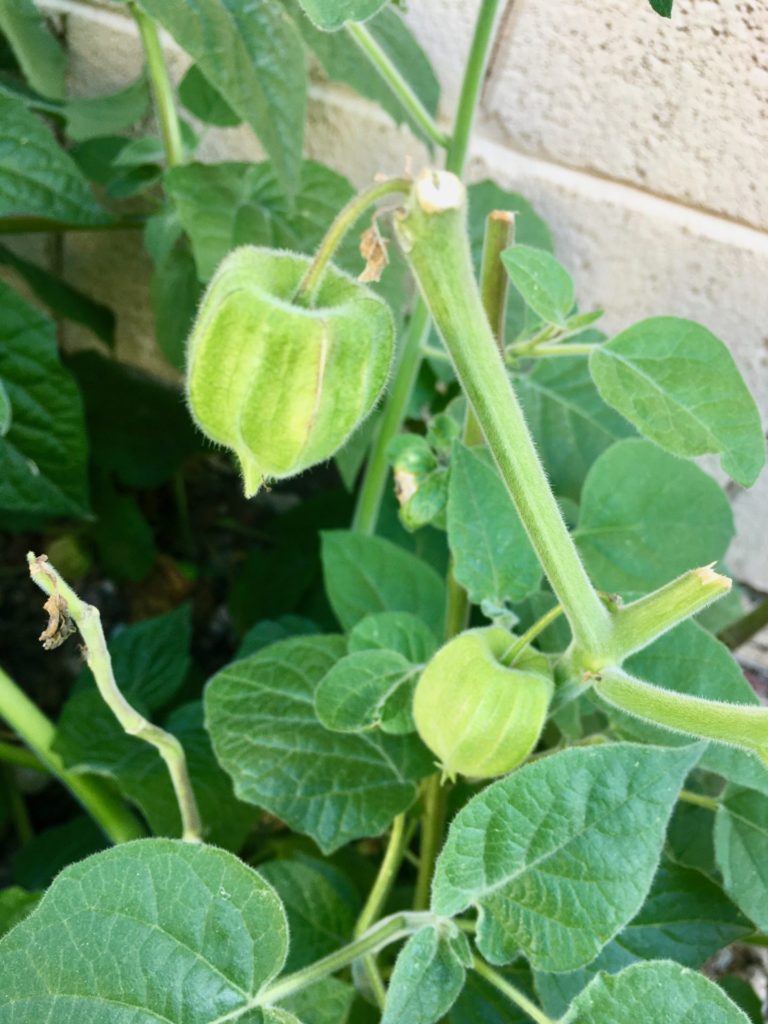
0 377 10 436
139 0 306 197
178 63 240 126
574 439 734 593
501 244 575 327
0 0 66 99
236 615 320 660
649 0 673 15
0 241 114 345
0 282 89 523
0 94 110 229
12 816 107 890
64 75 149 142
295 0 387 29
0 888 40 939
144 207 201 370
90 473 156 583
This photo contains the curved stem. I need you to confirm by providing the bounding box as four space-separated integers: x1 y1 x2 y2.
503 603 564 664
445 0 504 172
679 789 719 812
719 596 768 651
0 664 145 843
27 553 202 842
354 813 407 1008
472 957 556 1024
346 23 449 149
296 177 410 305
129 3 184 168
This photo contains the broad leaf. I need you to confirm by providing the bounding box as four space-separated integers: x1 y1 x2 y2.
347 611 438 663
205 636 432 853
432 742 702 971
649 0 673 15
534 858 750 1017
0 0 66 99
258 858 358 971
64 75 150 142
322 531 446 637
166 159 355 280
574 439 734 592
12 816 106 890
315 649 419 733
144 206 201 370
447 443 541 606
514 357 634 501
0 839 290 1022
287 2 439 145
590 318 765 486
178 64 241 126
0 94 110 229
0 888 39 939
0 283 89 522
139 0 306 197
715 784 768 931
501 245 574 327
561 961 748 1023
382 924 471 1024
296 0 387 30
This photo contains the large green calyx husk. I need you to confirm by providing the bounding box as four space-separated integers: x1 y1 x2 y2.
186 246 394 495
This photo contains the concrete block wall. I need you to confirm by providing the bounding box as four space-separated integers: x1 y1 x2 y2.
31 0 768 589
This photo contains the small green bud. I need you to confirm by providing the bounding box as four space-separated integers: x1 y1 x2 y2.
413 626 553 780
186 247 394 495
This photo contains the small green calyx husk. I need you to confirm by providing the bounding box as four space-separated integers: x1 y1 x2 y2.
413 626 554 781
185 246 394 496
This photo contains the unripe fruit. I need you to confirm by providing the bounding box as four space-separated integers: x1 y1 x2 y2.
413 627 553 780
186 247 394 495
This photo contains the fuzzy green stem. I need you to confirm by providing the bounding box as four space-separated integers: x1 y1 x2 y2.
0 664 145 843
130 4 184 168
522 342 599 358
595 667 768 763
259 911 434 1007
719 596 768 651
296 177 410 305
445 0 504 173
395 172 612 654
27 553 202 842
414 773 448 911
678 789 720 812
472 957 555 1024
346 23 448 149
607 565 732 665
354 814 407 1008
504 604 564 664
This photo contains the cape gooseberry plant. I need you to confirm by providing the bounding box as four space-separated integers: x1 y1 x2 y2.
1 0 768 1022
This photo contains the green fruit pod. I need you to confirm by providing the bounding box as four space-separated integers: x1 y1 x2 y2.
413 627 553 780
186 246 394 495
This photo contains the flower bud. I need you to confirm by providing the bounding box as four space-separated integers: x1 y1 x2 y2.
413 627 553 780
186 247 394 495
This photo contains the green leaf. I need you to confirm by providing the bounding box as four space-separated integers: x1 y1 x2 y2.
0 94 110 229
144 207 201 370
574 439 734 593
286 2 439 145
205 636 432 853
534 858 751 1017
0 241 115 345
178 63 241 126
0 378 10 436
501 244 575 327
649 0 673 15
0 839 291 1022
295 0 387 30
382 924 471 1024
139 0 306 198
64 75 150 142
561 961 748 1023
165 158 355 280
514 356 635 501
258 858 358 971
0 282 89 523
12 816 106 890
0 888 39 939
322 531 446 637
589 318 766 487
0 0 66 99
90 473 156 582
432 742 702 971
315 649 420 733
447 443 541 607
347 611 438 663
715 784 768 931
281 977 354 1024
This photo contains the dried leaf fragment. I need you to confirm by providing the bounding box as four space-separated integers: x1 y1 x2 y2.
38 592 76 650
358 225 389 283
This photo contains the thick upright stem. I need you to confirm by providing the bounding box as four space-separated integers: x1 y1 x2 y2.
0 664 145 843
395 172 612 654
130 4 184 168
27 553 202 842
